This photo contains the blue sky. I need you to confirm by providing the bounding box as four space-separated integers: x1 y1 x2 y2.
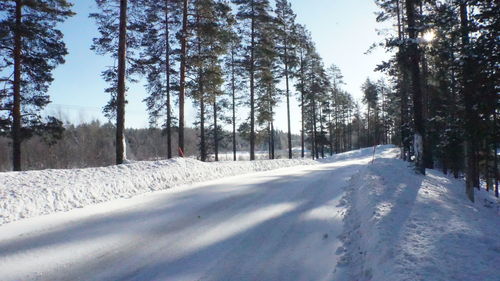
44 0 389 133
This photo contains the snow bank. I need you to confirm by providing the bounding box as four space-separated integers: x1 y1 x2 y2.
338 150 500 281
0 157 317 225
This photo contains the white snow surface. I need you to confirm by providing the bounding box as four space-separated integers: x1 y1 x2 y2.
1 145 499 281
0 157 318 225
0 146 380 281
338 151 500 281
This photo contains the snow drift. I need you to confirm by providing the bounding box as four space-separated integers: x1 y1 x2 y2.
338 151 500 281
0 157 317 225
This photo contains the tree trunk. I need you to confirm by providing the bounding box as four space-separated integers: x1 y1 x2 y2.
231 48 237 161
165 2 172 159
197 21 206 162
334 94 339 153
367 107 371 147
268 90 275 160
12 0 22 171
300 91 305 158
116 0 127 165
348 109 353 149
344 109 347 151
381 85 387 144
249 2 255 161
422 53 433 168
401 71 411 161
396 0 402 40
213 99 219 161
271 119 275 159
284 40 292 159
460 2 478 202
449 48 460 180
178 0 188 157
200 92 206 161
329 110 333 156
357 117 361 149
312 99 318 159
493 107 499 197
405 0 426 175
397 0 410 161
494 108 498 197
320 106 324 158
486 141 492 191
300 53 305 158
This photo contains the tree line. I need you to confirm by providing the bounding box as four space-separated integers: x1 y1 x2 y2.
374 0 498 199
0 120 309 171
1 0 379 171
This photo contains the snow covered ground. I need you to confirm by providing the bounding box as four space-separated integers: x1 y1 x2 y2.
337 150 500 281
0 148 373 281
0 156 318 225
0 145 498 281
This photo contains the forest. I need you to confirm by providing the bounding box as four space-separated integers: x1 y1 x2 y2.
0 0 498 200
0 122 307 170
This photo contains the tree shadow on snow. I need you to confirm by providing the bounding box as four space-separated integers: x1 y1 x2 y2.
0 162 362 281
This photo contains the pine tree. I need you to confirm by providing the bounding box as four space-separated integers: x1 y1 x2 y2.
232 0 275 160
189 0 207 161
187 0 232 161
209 1 233 162
223 17 245 161
375 0 412 160
404 0 426 175
301 46 328 159
377 78 390 144
459 1 478 201
470 0 499 197
326 64 345 153
91 0 143 164
138 0 182 159
293 24 312 158
353 101 363 149
0 0 73 171
255 19 279 160
423 2 461 177
375 0 499 198
178 0 189 157
362 78 379 147
275 0 297 159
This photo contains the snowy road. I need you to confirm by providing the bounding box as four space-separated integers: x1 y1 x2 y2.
0 154 372 281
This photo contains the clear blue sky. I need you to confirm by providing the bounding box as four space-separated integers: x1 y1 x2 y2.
44 0 389 133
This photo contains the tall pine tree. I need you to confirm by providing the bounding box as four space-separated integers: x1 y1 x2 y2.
91 0 143 164
275 0 297 159
0 0 73 171
138 0 182 159
232 0 275 160
223 12 246 161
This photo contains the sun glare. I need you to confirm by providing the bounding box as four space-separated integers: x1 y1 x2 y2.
422 30 436 43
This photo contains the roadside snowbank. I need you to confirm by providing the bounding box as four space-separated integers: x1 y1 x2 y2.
0 157 317 225
338 151 500 281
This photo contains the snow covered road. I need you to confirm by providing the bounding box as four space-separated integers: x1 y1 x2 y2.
0 153 372 281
